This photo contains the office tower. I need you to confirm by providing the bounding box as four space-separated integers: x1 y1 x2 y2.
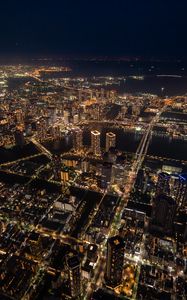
14 128 25 147
106 132 116 152
151 194 177 234
51 125 61 139
169 174 187 207
48 106 57 123
91 130 100 156
156 172 170 196
132 104 141 116
110 164 124 187
61 171 69 183
73 128 83 152
156 172 187 207
105 235 124 288
169 174 181 203
81 160 90 173
15 109 24 124
177 174 187 207
66 255 82 299
109 90 116 103
121 105 127 116
73 114 79 124
135 168 148 193
64 110 70 124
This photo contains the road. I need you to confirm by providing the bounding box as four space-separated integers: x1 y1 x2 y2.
86 103 167 298
30 137 53 160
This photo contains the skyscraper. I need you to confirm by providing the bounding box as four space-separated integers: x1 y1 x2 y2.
15 109 24 124
106 132 116 152
66 255 82 299
169 174 187 207
14 128 25 147
110 164 124 187
105 235 124 288
156 172 170 196
135 168 148 193
91 130 101 156
64 110 70 124
73 128 83 152
151 194 177 235
156 172 187 207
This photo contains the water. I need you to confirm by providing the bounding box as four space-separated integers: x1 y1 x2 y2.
6 59 187 96
148 135 187 160
67 60 187 96
2 59 187 162
46 129 187 161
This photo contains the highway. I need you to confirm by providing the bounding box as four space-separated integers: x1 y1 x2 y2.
30 137 53 160
0 153 44 168
133 104 167 176
86 103 168 298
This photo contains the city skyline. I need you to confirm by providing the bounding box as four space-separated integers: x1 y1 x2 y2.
0 1 187 300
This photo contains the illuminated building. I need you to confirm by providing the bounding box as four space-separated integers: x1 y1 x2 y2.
73 128 83 152
162 164 182 174
135 168 148 193
157 172 187 207
64 110 70 124
132 104 141 116
61 171 69 182
63 159 77 168
106 132 116 152
169 174 187 207
15 109 24 124
111 164 124 186
66 255 82 299
51 125 61 139
14 128 25 147
73 114 79 124
151 194 177 235
81 160 90 173
156 172 170 196
91 130 100 156
105 235 124 288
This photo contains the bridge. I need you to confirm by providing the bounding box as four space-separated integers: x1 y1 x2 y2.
0 153 43 168
30 137 53 160
90 104 168 297
133 104 167 176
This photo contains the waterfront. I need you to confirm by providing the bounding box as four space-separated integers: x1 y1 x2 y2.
1 129 186 164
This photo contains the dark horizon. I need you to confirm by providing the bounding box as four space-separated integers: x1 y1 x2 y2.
1 0 187 59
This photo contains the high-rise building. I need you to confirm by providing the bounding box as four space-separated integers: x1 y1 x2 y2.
105 235 124 288
110 164 124 187
15 109 24 124
73 114 79 124
156 172 187 207
91 130 100 156
81 160 90 173
51 125 61 139
156 172 170 196
14 128 25 147
106 132 116 152
73 128 83 152
169 174 187 207
132 104 141 116
151 194 177 234
64 110 70 124
66 255 82 299
135 168 148 193
61 171 69 182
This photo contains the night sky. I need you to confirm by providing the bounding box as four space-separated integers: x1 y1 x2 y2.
0 0 187 58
